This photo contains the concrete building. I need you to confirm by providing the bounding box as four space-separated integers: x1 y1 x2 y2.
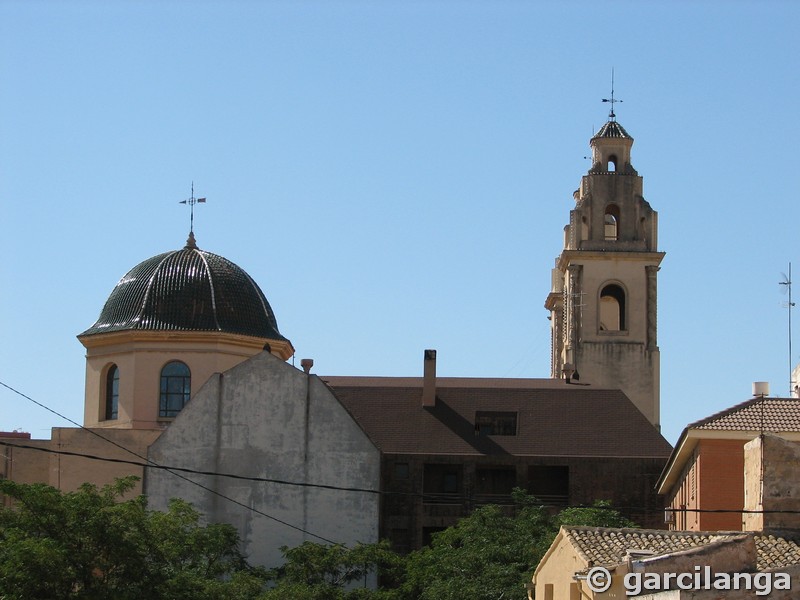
145 351 381 569
545 113 664 429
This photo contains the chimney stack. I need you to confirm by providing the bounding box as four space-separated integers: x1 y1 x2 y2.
753 382 769 397
422 349 437 407
301 358 314 374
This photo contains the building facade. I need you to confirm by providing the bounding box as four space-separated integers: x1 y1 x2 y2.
326 352 672 551
145 351 382 570
77 232 294 431
658 394 800 532
3 109 677 572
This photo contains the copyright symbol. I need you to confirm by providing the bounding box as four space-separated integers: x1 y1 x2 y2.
586 566 612 592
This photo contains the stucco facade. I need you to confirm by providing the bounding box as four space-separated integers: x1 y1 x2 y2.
145 351 381 569
80 331 286 429
1 427 160 498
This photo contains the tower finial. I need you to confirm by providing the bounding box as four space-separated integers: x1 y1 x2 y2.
601 68 622 121
179 182 206 244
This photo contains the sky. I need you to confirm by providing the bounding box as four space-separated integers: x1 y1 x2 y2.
1 0 799 447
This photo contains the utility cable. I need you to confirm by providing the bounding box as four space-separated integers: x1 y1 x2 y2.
0 380 339 545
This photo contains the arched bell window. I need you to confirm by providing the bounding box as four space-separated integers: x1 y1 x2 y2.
599 284 626 332
105 364 119 420
604 204 620 241
159 361 191 418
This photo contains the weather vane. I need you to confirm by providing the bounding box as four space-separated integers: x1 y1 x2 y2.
602 68 622 120
179 182 206 235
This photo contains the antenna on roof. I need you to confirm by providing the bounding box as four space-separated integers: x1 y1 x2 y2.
780 263 795 396
602 68 622 121
179 182 206 236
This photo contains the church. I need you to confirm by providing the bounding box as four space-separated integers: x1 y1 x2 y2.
0 110 671 569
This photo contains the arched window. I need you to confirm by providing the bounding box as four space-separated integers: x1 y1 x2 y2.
160 361 191 418
607 154 617 172
105 365 119 420
604 204 620 241
599 284 626 331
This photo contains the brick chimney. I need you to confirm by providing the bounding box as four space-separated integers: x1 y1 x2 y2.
422 349 436 407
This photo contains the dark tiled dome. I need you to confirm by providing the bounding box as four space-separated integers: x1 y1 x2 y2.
592 120 633 141
80 235 288 342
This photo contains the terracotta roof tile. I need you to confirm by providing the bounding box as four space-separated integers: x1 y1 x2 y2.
592 120 633 140
564 527 800 571
690 398 800 432
756 534 800 571
565 527 726 567
323 377 672 458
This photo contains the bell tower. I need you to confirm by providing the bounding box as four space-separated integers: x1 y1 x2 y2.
545 112 664 428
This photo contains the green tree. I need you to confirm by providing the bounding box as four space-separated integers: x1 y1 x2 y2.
0 477 267 600
402 490 637 600
260 540 405 599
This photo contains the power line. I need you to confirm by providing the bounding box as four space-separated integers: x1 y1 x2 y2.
0 380 339 545
11 381 790 528
0 439 384 495
10 440 800 517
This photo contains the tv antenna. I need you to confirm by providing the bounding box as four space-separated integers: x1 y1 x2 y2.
780 263 795 396
179 182 206 235
602 68 622 120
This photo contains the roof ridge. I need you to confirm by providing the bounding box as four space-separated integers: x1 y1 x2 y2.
563 525 742 537
133 249 177 330
689 396 800 430
193 248 221 331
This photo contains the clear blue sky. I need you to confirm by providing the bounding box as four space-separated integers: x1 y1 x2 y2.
1 1 799 446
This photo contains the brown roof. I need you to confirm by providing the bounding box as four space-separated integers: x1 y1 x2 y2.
690 397 800 432
565 526 730 567
323 376 672 458
563 526 800 571
756 533 800 571
657 397 800 494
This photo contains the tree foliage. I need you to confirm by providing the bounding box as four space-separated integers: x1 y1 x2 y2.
0 479 636 600
260 540 405 599
0 477 267 600
401 490 637 600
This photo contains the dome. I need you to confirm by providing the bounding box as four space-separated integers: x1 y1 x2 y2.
80 234 289 344
592 120 633 141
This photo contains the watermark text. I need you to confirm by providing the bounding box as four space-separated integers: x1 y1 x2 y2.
584 566 791 596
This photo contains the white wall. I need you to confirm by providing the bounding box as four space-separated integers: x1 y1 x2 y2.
145 351 381 570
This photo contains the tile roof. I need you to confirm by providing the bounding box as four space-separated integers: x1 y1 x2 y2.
324 377 672 458
563 527 800 571
756 533 800 571
689 398 800 432
592 120 632 140
565 527 728 567
657 397 800 494
80 243 288 343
